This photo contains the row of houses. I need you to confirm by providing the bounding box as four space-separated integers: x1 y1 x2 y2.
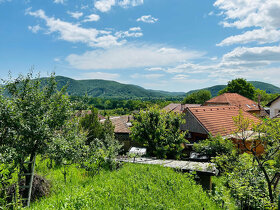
80 92 280 155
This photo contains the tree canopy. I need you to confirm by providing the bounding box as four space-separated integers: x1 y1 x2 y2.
131 106 187 159
219 78 256 99
183 90 211 104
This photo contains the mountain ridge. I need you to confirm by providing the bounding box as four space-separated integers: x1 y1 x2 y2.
40 76 280 99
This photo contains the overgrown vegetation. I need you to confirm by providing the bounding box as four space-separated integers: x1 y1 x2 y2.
30 163 220 210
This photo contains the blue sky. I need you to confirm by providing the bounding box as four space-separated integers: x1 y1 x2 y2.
1 0 280 92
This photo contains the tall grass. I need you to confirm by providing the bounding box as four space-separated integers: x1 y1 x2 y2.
30 163 220 209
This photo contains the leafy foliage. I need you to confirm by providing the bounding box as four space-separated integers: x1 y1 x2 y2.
193 135 236 158
131 106 187 159
183 89 211 104
219 78 256 99
82 134 123 175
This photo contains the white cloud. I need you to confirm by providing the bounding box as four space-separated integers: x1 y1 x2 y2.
67 11 83 19
119 0 143 8
53 0 64 4
214 0 280 46
26 9 126 48
146 67 165 71
66 44 203 70
83 14 100 22
115 27 143 38
54 57 60 62
94 0 115 12
94 0 144 12
137 15 158 23
131 73 164 79
78 72 120 80
218 29 280 46
28 25 41 33
222 45 280 64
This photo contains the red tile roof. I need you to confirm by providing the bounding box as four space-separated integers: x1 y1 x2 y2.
100 115 132 134
204 93 260 112
187 106 261 137
162 103 201 113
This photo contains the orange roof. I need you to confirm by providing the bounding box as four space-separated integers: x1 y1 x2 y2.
204 93 260 112
162 103 200 113
187 106 261 137
100 115 132 134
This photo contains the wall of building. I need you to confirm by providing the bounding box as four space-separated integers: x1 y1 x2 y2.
181 111 208 135
270 99 280 118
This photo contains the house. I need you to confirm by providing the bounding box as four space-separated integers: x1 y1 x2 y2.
266 96 280 118
203 93 265 116
100 115 140 151
181 106 263 154
162 103 201 114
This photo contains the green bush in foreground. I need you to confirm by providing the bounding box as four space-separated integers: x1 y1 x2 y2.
30 164 219 210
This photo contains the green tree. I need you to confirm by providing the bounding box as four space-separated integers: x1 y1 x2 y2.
183 90 211 104
80 106 103 144
47 119 87 183
0 73 71 202
131 106 187 159
219 78 256 99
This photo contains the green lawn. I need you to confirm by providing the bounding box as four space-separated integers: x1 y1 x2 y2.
30 163 220 209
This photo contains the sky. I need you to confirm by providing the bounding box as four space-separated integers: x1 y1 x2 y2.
1 0 280 92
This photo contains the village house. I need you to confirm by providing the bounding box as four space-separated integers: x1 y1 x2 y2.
100 115 140 151
181 106 263 154
266 96 280 118
162 103 201 113
204 93 266 117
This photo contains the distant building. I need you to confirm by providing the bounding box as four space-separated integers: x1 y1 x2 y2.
266 96 280 118
204 93 266 116
100 115 140 151
162 103 201 114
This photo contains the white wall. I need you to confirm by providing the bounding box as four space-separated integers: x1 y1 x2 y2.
270 98 280 118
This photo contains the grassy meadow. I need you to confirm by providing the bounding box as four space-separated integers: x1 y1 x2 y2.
30 162 220 210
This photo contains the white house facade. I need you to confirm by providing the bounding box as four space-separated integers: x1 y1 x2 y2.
267 96 280 118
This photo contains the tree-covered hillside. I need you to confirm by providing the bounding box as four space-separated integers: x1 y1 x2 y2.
186 81 280 97
40 76 185 99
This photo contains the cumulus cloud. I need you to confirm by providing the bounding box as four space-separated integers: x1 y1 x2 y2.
26 9 144 48
215 0 280 46
28 25 41 33
137 15 158 23
94 0 115 12
222 45 280 64
217 29 280 46
67 11 83 19
66 44 202 70
83 14 100 22
115 27 143 38
94 0 143 12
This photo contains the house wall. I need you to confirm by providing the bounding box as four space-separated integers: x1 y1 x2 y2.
181 110 208 135
270 98 280 118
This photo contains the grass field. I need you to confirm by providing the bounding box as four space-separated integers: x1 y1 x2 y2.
30 163 220 209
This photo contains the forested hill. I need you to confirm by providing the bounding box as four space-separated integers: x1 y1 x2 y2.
38 76 280 99
186 81 280 97
40 76 185 98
